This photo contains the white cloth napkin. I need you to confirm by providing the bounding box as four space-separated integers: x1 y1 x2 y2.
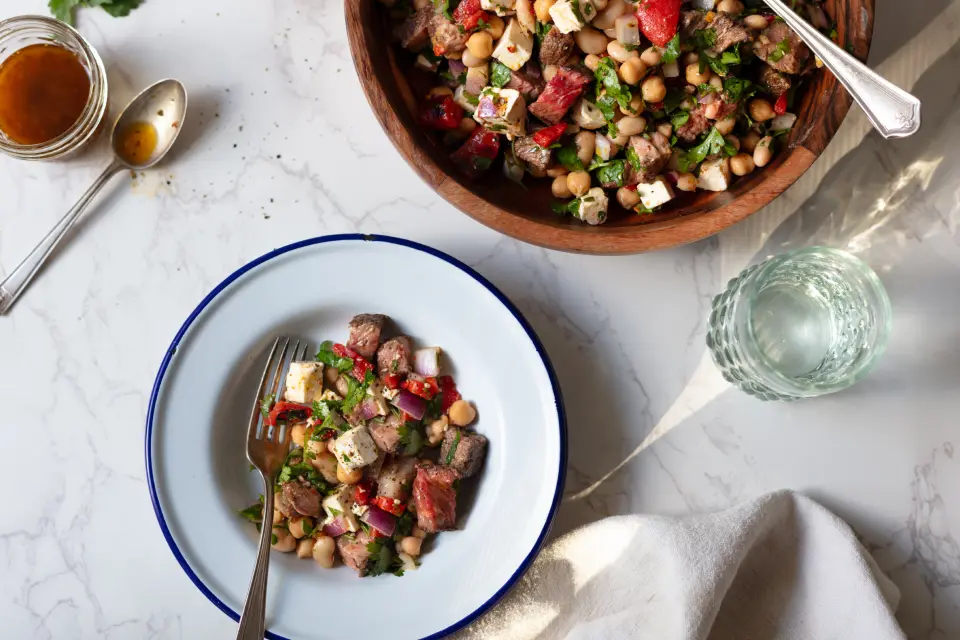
457 490 905 640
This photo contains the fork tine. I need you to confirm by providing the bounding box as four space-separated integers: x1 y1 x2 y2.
247 337 284 444
263 338 292 442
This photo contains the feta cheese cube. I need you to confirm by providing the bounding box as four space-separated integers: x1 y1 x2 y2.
284 362 324 404
366 381 390 417
636 176 675 209
381 386 400 401
319 389 342 402
697 157 732 192
333 426 379 471
474 87 527 137
576 187 609 225
455 86 479 114
322 485 359 532
492 18 533 70
549 0 597 33
481 0 516 15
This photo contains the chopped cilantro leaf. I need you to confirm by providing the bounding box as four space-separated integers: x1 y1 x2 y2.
490 61 512 89
260 393 275 419
625 146 643 172
661 32 681 63
769 38 792 63
723 77 756 103
551 199 581 217
237 502 263 524
444 430 462 465
594 57 632 112
557 144 584 172
677 127 735 172
316 341 353 372
671 110 690 130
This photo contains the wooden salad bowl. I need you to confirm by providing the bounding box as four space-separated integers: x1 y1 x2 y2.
345 0 875 254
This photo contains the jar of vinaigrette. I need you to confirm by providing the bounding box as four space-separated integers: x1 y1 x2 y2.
0 15 108 160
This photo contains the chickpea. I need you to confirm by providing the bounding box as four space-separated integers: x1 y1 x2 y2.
620 58 647 85
617 186 641 209
686 63 710 86
574 130 596 166
312 535 336 568
566 171 591 197
427 86 453 99
741 130 762 153
412 526 427 540
607 40 638 64
288 423 305 447
709 74 724 90
730 152 755 176
323 366 339 386
724 135 741 151
400 536 424 557
584 54 602 72
717 0 744 13
617 116 647 137
272 509 284 525
296 538 315 559
427 415 450 446
461 49 486 68
271 527 296 552
640 46 661 66
337 463 362 485
675 172 698 192
714 115 737 136
641 75 667 103
748 98 776 122
573 27 609 55
657 122 673 138
626 94 645 114
448 399 477 426
308 449 338 484
466 31 493 60
289 516 313 539
683 52 700 66
744 14 769 30
703 103 720 120
753 136 774 167
534 0 557 23
543 64 558 82
546 166 569 179
483 15 505 39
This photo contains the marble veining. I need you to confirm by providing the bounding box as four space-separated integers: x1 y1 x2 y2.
0 0 958 638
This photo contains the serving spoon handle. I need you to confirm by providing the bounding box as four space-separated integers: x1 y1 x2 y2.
763 0 921 139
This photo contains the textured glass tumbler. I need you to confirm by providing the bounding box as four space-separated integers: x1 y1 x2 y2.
706 247 892 400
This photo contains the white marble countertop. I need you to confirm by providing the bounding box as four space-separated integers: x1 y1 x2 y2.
1 0 958 638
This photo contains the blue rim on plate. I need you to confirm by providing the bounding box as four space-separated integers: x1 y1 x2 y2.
144 234 568 640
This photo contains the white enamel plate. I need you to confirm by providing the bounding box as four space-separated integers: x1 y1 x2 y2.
146 235 566 639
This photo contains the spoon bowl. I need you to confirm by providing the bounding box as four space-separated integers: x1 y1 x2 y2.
112 79 187 170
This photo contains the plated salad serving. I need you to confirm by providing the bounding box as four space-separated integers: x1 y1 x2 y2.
239 314 487 577
385 0 835 224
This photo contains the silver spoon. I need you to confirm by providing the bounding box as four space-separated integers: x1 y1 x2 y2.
0 78 188 315
762 0 920 139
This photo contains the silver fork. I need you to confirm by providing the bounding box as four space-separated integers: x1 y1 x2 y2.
236 337 309 640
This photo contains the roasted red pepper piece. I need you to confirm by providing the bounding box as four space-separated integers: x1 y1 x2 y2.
635 0 682 47
373 495 407 516
402 377 440 400
437 375 462 413
532 123 567 149
355 481 373 506
453 0 491 31
451 127 501 179
383 373 401 390
419 94 465 131
332 343 374 382
774 93 788 115
266 401 313 427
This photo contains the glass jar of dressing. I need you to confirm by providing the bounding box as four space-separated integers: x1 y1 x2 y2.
0 15 108 160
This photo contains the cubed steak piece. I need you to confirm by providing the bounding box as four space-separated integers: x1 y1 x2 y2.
281 479 322 518
429 15 469 56
708 13 750 54
513 135 553 172
377 336 413 376
337 530 375 575
759 65 791 97
506 63 545 101
440 428 488 478
539 26 575 66
680 10 708 38
378 456 419 500
413 463 460 533
396 6 433 51
528 66 592 124
676 108 711 143
625 132 672 185
754 21 810 75
368 413 406 455
347 313 386 360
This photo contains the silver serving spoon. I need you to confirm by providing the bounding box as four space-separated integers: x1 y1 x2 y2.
0 78 188 315
762 0 920 139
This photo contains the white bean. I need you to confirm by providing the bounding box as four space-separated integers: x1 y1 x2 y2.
552 175 573 198
616 187 641 209
312 535 336 568
675 172 698 192
753 136 774 167
744 14 769 30
573 27 609 55
296 538 315 559
617 116 646 136
271 527 296 552
640 46 661 66
607 40 638 63
575 130 596 166
400 536 423 556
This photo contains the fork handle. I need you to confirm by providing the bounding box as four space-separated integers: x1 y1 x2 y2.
763 0 920 139
237 476 276 640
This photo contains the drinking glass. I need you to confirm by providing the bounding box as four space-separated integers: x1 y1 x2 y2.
706 247 891 400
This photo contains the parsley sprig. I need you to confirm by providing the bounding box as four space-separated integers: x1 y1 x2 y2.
49 0 143 25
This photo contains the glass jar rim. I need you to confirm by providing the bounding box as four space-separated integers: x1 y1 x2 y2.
0 15 109 160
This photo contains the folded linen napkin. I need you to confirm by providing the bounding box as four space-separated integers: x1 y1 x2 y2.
457 490 905 640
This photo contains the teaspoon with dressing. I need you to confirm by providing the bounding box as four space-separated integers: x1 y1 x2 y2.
0 78 187 315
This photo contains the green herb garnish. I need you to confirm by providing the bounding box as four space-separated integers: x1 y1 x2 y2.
723 77 756 103
768 38 792 63
444 430 462 465
625 146 644 172
595 160 626 188
316 341 354 373
557 144 584 172
677 127 737 172
551 199 581 217
49 0 143 25
660 32 681 63
490 61 513 89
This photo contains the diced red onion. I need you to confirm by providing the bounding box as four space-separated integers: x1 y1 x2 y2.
595 133 614 161
770 113 797 131
360 505 397 536
808 5 829 30
323 517 348 537
662 61 680 78
476 96 497 120
665 171 679 185
392 390 426 421
358 396 379 421
414 348 441 377
448 59 466 78
699 92 717 105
